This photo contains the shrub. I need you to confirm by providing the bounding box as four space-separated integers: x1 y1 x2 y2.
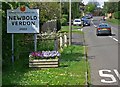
62 14 68 20
60 18 67 26
114 11 120 19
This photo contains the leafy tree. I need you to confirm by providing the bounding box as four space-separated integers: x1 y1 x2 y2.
71 2 81 19
61 2 82 20
102 1 120 19
34 2 60 23
61 2 69 15
85 3 95 13
103 2 118 13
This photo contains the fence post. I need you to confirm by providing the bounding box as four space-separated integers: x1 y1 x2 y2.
64 32 67 47
60 33 63 50
54 35 58 51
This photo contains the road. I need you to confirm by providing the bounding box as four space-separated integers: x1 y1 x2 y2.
83 16 119 86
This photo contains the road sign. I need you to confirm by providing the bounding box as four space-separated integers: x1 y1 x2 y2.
7 6 39 33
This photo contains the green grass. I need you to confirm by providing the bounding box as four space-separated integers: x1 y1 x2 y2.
60 26 83 34
107 18 120 25
2 45 89 86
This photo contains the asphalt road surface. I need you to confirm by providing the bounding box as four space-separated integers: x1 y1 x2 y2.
83 16 119 86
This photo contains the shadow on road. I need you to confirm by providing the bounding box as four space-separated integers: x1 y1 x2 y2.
87 56 95 60
72 42 84 46
111 34 116 36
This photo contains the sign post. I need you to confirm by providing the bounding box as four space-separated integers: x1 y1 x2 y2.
12 33 14 63
7 6 39 63
34 34 37 52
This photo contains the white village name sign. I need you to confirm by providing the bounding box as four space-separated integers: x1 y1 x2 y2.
7 6 39 33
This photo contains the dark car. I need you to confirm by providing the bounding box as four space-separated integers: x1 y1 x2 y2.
81 16 87 21
85 16 90 19
83 19 90 26
81 16 89 21
96 23 112 36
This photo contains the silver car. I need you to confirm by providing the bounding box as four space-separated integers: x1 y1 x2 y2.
96 23 112 36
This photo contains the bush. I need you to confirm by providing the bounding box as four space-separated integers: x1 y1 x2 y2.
114 11 120 19
60 18 67 26
62 14 68 21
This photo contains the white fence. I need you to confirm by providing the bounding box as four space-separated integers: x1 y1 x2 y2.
37 32 68 51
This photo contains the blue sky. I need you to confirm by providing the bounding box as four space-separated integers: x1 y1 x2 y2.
82 0 109 8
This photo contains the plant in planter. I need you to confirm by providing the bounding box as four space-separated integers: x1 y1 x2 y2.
29 51 60 60
29 51 61 68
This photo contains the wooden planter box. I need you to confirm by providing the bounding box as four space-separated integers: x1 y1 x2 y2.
29 58 59 68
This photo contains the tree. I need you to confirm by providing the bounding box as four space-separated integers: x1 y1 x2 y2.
85 3 96 13
61 2 83 19
61 2 69 15
103 2 118 13
71 2 81 19
35 2 60 23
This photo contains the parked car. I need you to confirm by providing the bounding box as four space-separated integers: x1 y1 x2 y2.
96 23 112 36
83 19 90 26
73 19 82 26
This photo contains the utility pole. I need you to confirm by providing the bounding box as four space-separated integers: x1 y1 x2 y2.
69 0 72 46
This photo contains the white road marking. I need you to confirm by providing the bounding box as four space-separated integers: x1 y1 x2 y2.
109 36 118 42
91 20 97 27
97 36 109 38
99 69 117 83
99 69 120 84
94 25 97 27
114 69 120 80
112 38 118 42
109 36 112 38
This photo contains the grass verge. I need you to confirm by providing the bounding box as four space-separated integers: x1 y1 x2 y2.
60 26 83 34
107 18 120 25
2 45 89 86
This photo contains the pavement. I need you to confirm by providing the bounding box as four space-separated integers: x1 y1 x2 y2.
71 32 84 46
